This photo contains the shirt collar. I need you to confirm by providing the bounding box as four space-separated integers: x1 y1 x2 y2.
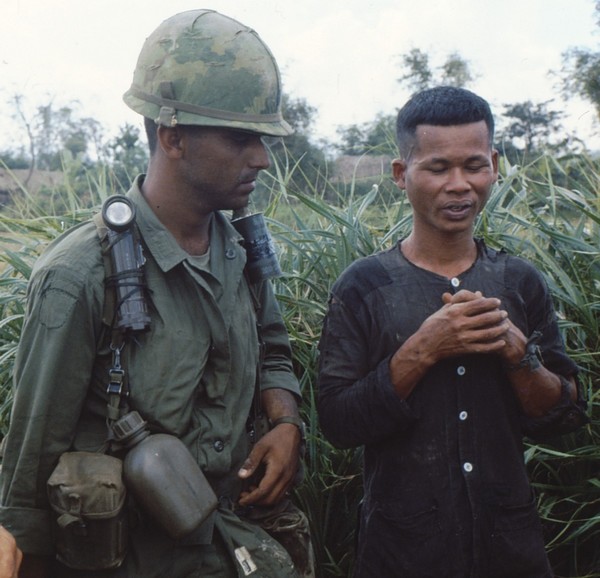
126 175 246 274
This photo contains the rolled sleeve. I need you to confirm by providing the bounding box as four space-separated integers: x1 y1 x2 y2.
256 280 301 399
522 375 589 439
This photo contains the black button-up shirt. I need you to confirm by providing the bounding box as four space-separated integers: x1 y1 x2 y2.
317 240 586 578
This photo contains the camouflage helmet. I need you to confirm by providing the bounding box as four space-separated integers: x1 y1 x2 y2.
123 10 293 136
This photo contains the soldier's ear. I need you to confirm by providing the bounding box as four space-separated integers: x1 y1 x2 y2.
157 126 185 159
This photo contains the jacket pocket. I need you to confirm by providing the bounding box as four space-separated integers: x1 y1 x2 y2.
355 499 444 577
487 499 551 578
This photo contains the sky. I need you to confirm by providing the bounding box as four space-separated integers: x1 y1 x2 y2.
1 0 599 151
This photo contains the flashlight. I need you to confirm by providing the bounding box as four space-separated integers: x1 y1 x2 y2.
102 196 151 332
231 207 282 283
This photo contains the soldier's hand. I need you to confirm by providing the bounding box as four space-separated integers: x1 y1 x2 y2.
0 526 22 578
237 423 301 507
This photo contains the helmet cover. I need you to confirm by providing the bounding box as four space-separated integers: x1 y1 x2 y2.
123 10 292 136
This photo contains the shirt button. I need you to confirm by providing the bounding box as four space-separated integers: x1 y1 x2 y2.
213 440 225 452
225 248 237 259
459 411 468 421
463 462 473 473
457 366 466 376
451 277 460 288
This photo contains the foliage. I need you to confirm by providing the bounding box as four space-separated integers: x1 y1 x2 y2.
560 0 600 121
2 94 104 171
337 46 580 160
474 154 600 577
0 150 598 577
257 95 329 202
495 100 568 160
396 47 476 93
335 113 397 157
100 123 150 194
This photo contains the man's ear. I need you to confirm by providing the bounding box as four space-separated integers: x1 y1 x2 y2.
392 158 407 189
491 149 499 183
157 125 185 159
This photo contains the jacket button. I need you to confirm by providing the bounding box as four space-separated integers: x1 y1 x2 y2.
213 440 225 452
225 249 236 259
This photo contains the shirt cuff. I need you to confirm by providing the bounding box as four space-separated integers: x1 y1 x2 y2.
0 506 54 554
260 371 302 398
522 375 589 439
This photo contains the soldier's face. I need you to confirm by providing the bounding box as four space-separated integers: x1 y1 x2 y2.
179 126 271 212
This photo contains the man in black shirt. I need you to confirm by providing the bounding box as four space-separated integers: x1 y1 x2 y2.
317 86 587 578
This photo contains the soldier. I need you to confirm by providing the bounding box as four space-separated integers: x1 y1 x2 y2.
0 10 311 577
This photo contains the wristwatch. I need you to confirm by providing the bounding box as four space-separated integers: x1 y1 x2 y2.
270 416 306 441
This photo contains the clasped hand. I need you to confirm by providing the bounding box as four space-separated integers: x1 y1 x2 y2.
424 289 526 364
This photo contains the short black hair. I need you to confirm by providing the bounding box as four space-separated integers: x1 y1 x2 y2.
396 86 494 158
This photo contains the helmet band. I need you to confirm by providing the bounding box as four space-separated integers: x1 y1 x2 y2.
128 86 285 126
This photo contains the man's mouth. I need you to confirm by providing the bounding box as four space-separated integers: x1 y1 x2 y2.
239 172 259 185
441 201 474 218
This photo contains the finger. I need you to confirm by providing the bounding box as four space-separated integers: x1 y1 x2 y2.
238 445 266 479
462 322 510 346
239 460 291 506
467 309 508 328
444 289 482 304
459 298 504 318
238 458 257 479
238 475 280 506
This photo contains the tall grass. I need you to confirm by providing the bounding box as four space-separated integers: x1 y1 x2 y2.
0 152 598 576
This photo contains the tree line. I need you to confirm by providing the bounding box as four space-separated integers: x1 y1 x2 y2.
1 2 599 204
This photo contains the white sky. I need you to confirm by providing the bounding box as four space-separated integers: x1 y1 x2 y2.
1 0 599 151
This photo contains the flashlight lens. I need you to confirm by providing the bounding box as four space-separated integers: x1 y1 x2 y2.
105 201 133 227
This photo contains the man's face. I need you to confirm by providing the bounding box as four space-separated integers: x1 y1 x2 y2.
178 126 271 213
392 121 498 240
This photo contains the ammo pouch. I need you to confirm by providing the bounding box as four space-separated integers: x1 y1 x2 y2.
47 451 128 570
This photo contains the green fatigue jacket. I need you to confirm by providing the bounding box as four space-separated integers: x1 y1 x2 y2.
0 176 301 576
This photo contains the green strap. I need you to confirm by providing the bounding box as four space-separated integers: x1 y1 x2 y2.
93 212 117 329
93 211 128 425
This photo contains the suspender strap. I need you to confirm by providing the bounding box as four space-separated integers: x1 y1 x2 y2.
93 211 129 424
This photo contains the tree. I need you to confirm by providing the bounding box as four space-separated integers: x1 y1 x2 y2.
260 94 328 199
7 94 103 171
397 48 433 93
335 48 476 157
103 124 149 193
439 52 475 89
560 1 600 120
335 113 396 156
496 100 568 161
397 48 475 93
